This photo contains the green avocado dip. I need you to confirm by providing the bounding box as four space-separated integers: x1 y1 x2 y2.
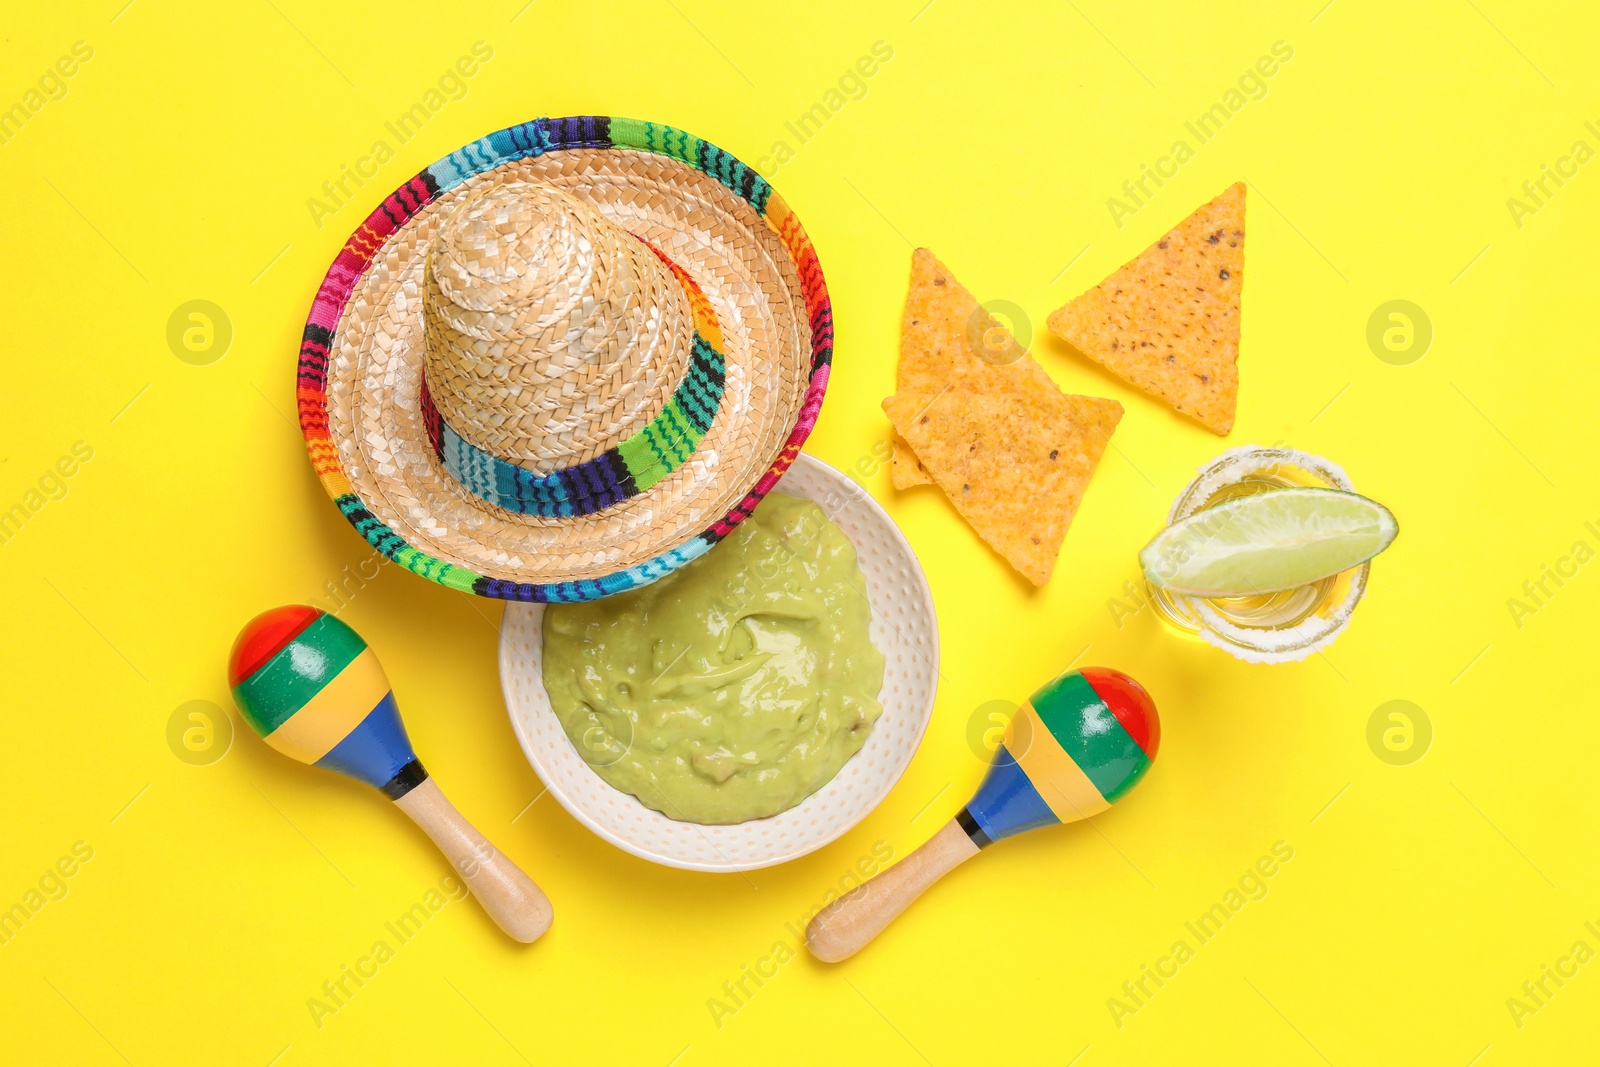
541 493 885 824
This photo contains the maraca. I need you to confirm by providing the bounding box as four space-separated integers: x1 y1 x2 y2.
229 606 553 943
806 666 1158 962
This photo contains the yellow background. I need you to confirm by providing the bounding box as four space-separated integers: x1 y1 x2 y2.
2 1 1596 1063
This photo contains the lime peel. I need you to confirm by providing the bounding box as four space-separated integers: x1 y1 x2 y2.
1140 487 1398 596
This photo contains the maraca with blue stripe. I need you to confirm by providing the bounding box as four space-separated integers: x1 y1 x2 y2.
807 667 1158 961
231 606 552 943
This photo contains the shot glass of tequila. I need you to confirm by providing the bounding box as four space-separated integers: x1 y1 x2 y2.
1146 446 1370 662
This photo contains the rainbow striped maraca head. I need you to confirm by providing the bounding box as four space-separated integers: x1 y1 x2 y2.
959 667 1159 847
229 607 424 797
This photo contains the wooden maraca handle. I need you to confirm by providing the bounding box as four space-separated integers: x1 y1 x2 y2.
392 778 553 943
807 818 979 962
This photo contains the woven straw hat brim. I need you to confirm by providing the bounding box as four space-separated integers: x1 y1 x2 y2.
298 117 831 603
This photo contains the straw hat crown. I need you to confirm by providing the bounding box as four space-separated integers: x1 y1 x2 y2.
421 181 694 475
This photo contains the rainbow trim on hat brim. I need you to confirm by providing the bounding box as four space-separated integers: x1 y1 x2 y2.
297 116 832 603
417 243 727 517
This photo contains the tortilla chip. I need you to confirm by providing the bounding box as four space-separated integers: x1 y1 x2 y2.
889 249 1058 485
890 435 931 488
883 389 1123 585
1047 182 1244 434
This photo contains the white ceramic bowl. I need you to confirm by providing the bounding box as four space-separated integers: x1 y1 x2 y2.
499 452 938 871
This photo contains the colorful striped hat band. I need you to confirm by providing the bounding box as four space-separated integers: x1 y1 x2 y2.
299 117 831 604
958 667 1160 847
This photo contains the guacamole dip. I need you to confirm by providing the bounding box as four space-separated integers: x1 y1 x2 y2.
541 493 885 824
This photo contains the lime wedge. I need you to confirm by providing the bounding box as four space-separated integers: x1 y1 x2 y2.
1141 487 1398 596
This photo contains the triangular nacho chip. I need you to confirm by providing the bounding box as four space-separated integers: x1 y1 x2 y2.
883 389 1123 585
1047 182 1244 434
890 248 1059 485
890 436 931 489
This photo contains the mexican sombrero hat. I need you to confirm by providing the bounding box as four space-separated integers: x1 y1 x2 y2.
297 116 830 603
